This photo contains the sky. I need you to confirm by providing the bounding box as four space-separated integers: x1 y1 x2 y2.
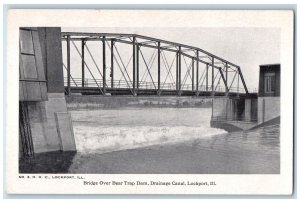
62 27 281 92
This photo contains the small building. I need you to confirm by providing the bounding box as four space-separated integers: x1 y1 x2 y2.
257 64 280 124
258 64 280 97
19 27 76 159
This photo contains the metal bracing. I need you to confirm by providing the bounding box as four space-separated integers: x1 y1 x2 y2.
113 43 133 86
102 36 106 93
181 56 193 90
62 32 249 96
70 39 104 94
178 46 182 94
81 39 85 87
158 41 161 94
237 66 248 93
196 50 199 92
228 71 238 91
62 33 238 65
66 35 71 95
139 47 157 89
206 64 209 91
110 39 114 88
136 44 140 89
106 42 134 93
161 51 176 89
211 57 214 96
192 58 195 91
139 49 157 85
63 64 78 87
133 36 136 95
198 67 207 90
84 42 104 79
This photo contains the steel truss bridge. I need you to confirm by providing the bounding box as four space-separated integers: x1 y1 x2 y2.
62 32 253 97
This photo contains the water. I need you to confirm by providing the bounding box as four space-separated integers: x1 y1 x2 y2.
68 107 280 174
70 108 226 154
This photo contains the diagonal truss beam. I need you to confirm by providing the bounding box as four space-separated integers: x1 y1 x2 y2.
161 51 176 89
70 40 104 94
62 33 249 95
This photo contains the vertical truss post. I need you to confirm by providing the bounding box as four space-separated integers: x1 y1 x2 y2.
237 73 240 93
66 35 71 95
211 57 215 97
178 46 181 95
192 58 194 91
225 63 228 85
158 41 161 95
176 51 179 91
196 51 199 93
102 36 106 94
81 39 85 88
137 44 139 89
237 66 249 94
225 63 228 95
110 39 114 88
132 36 136 96
206 63 209 91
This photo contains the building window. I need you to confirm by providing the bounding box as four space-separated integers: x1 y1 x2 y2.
264 72 275 93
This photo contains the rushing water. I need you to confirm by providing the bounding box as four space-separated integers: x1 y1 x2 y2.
70 108 226 154
68 107 280 174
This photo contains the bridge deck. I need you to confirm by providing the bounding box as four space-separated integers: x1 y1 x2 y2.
65 86 257 98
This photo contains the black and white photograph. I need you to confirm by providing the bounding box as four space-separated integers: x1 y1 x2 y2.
5 9 294 195
19 27 281 174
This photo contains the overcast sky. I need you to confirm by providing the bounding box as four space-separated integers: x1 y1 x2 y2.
62 27 280 92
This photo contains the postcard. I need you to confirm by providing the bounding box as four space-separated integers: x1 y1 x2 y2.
5 9 294 195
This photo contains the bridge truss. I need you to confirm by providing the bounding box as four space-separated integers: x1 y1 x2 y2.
61 32 249 97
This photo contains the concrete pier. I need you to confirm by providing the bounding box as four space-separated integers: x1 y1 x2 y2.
19 27 76 157
211 96 258 132
26 93 76 153
258 97 280 124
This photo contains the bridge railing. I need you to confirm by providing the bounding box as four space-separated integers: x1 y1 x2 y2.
64 77 201 91
64 77 250 94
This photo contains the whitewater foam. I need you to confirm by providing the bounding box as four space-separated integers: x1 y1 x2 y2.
73 125 227 154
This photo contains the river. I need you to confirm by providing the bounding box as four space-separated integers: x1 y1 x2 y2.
68 107 280 174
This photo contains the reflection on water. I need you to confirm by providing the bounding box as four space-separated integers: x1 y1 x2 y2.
68 107 280 174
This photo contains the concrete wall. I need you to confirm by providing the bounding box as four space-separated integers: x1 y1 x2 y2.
212 97 257 122
27 93 76 153
38 27 64 93
244 98 258 122
244 99 251 121
212 97 250 121
211 97 259 132
258 97 280 124
212 97 229 119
